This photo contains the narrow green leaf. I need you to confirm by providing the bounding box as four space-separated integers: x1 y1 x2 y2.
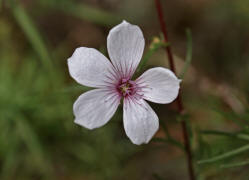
152 137 167 143
59 85 92 94
212 108 246 127
159 119 170 138
196 130 212 159
16 114 52 176
0 136 19 180
153 173 164 180
198 144 249 164
201 130 249 141
136 37 169 73
152 137 184 150
220 159 249 168
237 133 249 141
184 115 194 147
158 118 185 151
179 28 192 79
11 3 53 72
168 138 184 150
39 0 122 27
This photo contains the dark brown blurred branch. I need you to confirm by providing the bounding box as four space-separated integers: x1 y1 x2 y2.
154 0 196 180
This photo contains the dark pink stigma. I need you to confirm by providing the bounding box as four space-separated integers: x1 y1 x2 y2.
117 78 137 97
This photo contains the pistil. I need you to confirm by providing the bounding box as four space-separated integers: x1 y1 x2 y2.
117 78 136 97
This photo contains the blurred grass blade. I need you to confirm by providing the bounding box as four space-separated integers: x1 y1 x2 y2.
152 137 184 150
39 0 122 27
59 85 92 94
0 137 19 180
201 130 249 141
237 133 249 141
1 151 17 180
136 37 169 73
153 173 164 180
212 108 246 127
179 28 192 79
158 119 185 150
16 114 52 176
220 159 249 168
152 137 167 143
198 144 249 164
185 115 194 147
11 3 53 72
159 119 170 138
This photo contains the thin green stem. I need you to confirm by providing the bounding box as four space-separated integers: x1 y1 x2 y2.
180 29 192 79
201 130 249 141
38 0 121 27
136 39 169 73
153 137 184 150
220 159 249 168
11 2 53 73
198 144 249 164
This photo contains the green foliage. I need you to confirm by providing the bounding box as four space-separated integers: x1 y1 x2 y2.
11 2 53 73
136 36 169 74
220 159 249 168
1 0 249 179
198 144 249 164
0 58 55 179
153 119 184 150
196 108 249 179
152 173 165 180
200 130 249 141
38 0 122 27
179 28 192 79
0 3 136 180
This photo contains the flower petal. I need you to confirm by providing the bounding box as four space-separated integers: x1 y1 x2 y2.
107 21 145 78
137 67 180 104
73 89 120 129
68 47 118 88
123 98 159 145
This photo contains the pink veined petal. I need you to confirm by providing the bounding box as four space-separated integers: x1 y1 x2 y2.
123 98 159 145
68 47 118 88
73 89 120 129
107 20 145 78
136 67 181 104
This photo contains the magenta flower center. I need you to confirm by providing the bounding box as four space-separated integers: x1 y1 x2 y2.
117 78 137 97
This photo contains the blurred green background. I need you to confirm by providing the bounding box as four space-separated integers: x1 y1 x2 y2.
0 0 249 179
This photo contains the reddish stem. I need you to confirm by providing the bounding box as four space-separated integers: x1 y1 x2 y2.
154 0 196 180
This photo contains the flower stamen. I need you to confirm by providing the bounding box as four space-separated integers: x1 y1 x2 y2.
117 78 137 97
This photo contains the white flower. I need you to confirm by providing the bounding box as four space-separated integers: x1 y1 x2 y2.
68 21 180 145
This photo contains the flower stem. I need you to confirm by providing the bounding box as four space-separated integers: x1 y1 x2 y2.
154 0 196 180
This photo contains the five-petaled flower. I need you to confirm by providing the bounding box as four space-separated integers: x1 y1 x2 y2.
68 21 180 145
